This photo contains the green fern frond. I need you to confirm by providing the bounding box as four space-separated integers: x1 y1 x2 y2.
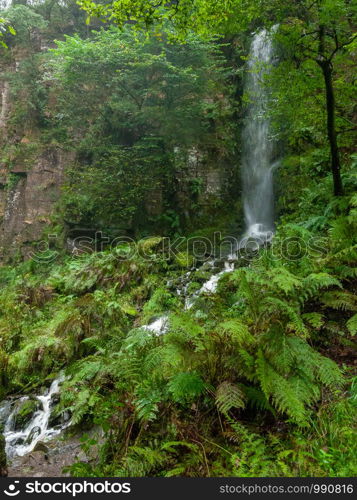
262 297 307 335
219 319 254 345
347 314 357 336
161 441 199 453
302 312 324 329
215 381 246 415
313 353 343 387
167 372 205 403
301 273 341 301
321 290 357 311
268 268 302 294
256 350 309 425
134 386 162 422
241 385 274 412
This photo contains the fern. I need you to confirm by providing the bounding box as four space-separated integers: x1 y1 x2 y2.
346 314 357 336
300 273 341 302
134 384 162 422
219 320 254 345
268 268 302 294
256 350 309 425
115 446 167 477
321 290 357 311
262 296 307 336
215 381 245 415
241 385 274 412
167 372 205 403
302 312 324 329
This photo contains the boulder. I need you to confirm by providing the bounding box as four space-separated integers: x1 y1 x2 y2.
14 398 40 431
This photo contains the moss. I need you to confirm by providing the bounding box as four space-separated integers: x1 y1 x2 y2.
185 281 201 294
137 237 165 256
14 398 39 431
174 251 194 269
0 432 7 476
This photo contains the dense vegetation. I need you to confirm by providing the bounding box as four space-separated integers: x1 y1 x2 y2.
0 0 356 477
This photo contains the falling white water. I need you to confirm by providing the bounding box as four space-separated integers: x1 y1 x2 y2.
185 261 235 310
3 376 70 458
0 81 10 128
0 0 12 9
142 315 169 336
241 27 278 244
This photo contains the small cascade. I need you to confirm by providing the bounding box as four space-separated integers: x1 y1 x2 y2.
142 315 169 336
0 81 10 129
0 0 12 10
185 261 235 310
3 376 70 459
241 27 279 245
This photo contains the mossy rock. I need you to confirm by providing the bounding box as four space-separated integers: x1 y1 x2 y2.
138 237 164 256
174 251 194 269
191 269 214 282
14 398 40 431
0 429 7 477
185 281 201 294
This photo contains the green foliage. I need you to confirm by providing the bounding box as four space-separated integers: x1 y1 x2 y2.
215 382 245 415
167 372 205 403
0 0 356 480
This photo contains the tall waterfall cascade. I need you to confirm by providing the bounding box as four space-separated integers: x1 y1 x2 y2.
241 27 279 243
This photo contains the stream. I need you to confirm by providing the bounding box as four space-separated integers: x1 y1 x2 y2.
0 376 70 459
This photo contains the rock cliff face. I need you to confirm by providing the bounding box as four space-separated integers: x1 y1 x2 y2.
0 148 74 259
0 58 74 259
0 67 233 259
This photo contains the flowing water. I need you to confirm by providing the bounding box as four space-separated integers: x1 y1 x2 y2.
0 0 12 9
2 376 70 459
141 28 279 321
241 27 278 244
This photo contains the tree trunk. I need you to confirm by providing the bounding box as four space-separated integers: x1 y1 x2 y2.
319 60 344 196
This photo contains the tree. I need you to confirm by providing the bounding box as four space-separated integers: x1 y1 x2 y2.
275 1 356 195
78 0 356 196
49 27 233 234
0 16 16 48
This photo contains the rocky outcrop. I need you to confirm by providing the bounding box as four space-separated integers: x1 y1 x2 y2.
174 146 236 225
0 148 74 260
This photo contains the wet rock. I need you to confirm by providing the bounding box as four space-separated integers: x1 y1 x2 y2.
25 426 41 445
50 393 60 407
32 441 49 454
0 400 13 427
8 428 103 477
0 426 7 477
14 399 40 431
10 437 25 447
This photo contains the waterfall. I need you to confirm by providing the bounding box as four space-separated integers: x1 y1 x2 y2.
0 81 10 129
2 376 71 459
241 27 278 243
0 0 12 9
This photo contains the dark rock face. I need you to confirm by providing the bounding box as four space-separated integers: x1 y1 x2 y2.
0 429 7 477
0 148 75 260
